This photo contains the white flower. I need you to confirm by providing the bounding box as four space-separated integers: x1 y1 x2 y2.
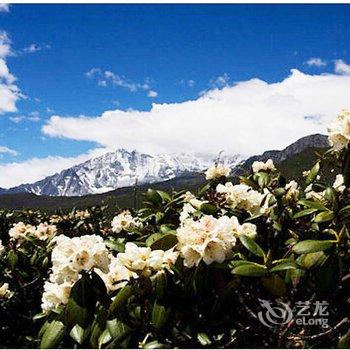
0 240 4 255
111 210 142 234
216 182 264 215
205 164 231 180
333 174 346 193
35 222 57 241
96 256 136 293
239 223 257 239
252 159 276 173
176 215 240 267
41 281 73 312
182 191 206 209
327 110 350 151
9 222 36 242
285 180 299 201
117 242 178 277
50 234 110 284
0 283 13 299
73 210 91 220
179 203 197 223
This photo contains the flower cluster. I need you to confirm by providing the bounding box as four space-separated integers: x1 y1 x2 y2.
205 164 231 180
42 234 110 311
9 221 57 243
117 242 178 277
176 214 256 267
327 109 350 151
0 283 13 300
252 159 276 173
216 182 264 215
111 210 143 234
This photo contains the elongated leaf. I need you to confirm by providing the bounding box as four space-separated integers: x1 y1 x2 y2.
146 232 177 250
146 189 163 205
108 285 133 316
314 211 334 223
40 320 66 349
106 319 130 341
293 208 318 219
270 261 297 272
69 324 85 345
292 240 334 254
305 161 320 185
197 332 212 346
239 235 265 258
151 303 170 329
232 262 267 277
297 199 326 211
98 329 112 349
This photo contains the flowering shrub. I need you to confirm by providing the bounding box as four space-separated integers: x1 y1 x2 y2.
2 111 350 348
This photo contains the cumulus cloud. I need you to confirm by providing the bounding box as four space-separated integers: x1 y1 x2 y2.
0 31 22 114
334 59 350 75
0 4 9 12
42 69 350 157
0 147 109 188
0 146 17 156
306 57 327 67
148 90 158 98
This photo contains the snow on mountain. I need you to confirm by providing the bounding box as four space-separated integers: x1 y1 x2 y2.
6 149 242 196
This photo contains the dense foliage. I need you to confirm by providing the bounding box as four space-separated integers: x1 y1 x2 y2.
2 111 350 348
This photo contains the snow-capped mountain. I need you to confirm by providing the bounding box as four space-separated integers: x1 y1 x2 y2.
5 149 242 196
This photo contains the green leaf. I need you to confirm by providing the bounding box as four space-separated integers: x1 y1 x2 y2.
146 232 177 250
297 199 326 211
297 251 326 269
200 203 218 215
324 187 336 203
40 320 66 349
197 332 212 346
239 235 265 258
151 303 170 329
65 274 95 327
150 271 167 298
143 340 164 349
108 285 133 316
305 161 320 185
293 208 318 219
292 240 334 254
106 319 130 342
69 324 85 345
262 275 286 296
270 261 297 272
314 210 334 223
232 262 267 277
257 172 270 188
156 190 171 203
98 329 112 349
146 189 163 206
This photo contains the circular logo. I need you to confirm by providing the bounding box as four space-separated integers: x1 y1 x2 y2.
257 299 293 328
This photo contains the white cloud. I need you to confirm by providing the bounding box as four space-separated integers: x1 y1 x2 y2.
209 73 230 88
9 111 40 123
42 69 350 158
334 59 350 75
86 68 155 95
306 57 327 67
0 147 108 188
9 115 24 123
23 43 40 53
148 90 158 98
0 146 17 156
0 31 21 114
0 4 9 12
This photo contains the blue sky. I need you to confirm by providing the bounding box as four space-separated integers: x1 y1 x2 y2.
1 4 350 187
